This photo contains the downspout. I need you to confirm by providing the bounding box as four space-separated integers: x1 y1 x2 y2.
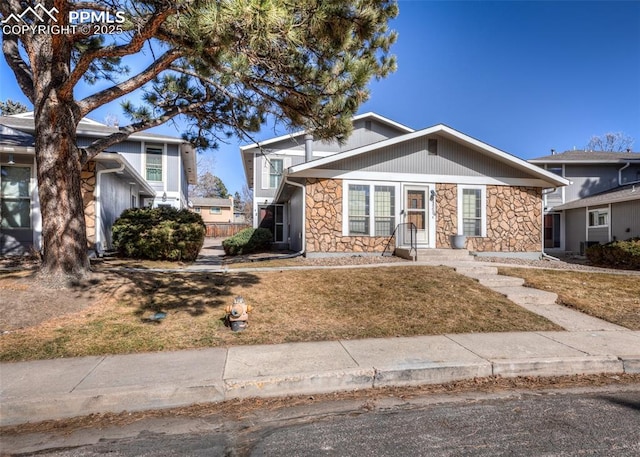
93 157 125 256
284 177 306 256
618 162 630 186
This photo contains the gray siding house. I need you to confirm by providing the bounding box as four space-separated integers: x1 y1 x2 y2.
0 113 197 255
529 150 640 254
241 113 568 258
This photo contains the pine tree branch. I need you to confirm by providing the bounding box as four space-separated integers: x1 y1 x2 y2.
1 35 35 103
80 100 207 164
63 9 175 97
76 48 182 117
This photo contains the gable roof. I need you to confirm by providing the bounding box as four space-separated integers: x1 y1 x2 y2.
529 150 640 163
190 197 233 207
0 124 35 148
240 112 415 188
0 112 197 184
286 124 569 188
239 112 414 152
554 184 640 210
0 112 191 144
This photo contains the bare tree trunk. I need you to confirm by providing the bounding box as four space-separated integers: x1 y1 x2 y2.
34 101 90 280
31 29 90 281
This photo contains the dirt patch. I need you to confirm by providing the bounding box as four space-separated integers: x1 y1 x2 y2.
0 270 129 332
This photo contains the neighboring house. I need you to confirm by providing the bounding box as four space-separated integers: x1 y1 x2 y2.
241 112 568 258
529 150 640 254
189 197 234 223
0 112 197 255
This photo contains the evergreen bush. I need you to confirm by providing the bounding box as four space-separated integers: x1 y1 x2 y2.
112 207 205 261
222 228 273 255
585 237 640 270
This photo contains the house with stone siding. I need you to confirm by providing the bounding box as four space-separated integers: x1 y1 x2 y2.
0 113 197 255
241 113 569 259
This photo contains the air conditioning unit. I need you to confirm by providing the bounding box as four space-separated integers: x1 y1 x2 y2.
579 241 600 255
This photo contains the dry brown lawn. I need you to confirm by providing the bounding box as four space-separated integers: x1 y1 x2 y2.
0 266 560 362
499 267 640 330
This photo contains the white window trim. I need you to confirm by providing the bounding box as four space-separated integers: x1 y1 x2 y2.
587 208 609 228
457 184 487 237
0 164 33 230
209 207 221 214
142 142 166 184
342 180 400 237
261 156 291 190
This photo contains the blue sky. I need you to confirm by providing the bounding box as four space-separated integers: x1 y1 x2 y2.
1 1 639 195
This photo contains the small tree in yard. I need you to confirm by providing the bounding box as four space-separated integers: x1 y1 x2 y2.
1 0 397 281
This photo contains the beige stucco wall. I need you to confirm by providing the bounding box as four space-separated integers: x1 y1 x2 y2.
195 205 234 223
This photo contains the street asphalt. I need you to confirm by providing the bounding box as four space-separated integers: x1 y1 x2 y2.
1 246 639 427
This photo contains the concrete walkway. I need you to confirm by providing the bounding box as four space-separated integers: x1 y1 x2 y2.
1 248 639 426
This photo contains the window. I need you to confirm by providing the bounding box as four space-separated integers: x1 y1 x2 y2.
458 185 486 237
145 145 163 182
269 159 283 188
261 157 290 190
1 166 31 229
209 207 221 214
374 186 395 236
588 209 609 227
194 207 201 213
348 184 370 235
346 183 397 236
428 138 438 156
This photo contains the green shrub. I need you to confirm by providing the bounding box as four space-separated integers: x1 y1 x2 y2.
222 228 273 255
112 207 205 261
586 237 640 270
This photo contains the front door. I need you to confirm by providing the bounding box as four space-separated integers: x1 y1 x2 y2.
404 186 429 246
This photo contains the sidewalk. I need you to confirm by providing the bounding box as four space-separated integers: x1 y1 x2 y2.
2 247 639 427
2 330 639 426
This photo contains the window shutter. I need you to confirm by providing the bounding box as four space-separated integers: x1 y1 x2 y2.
261 156 270 190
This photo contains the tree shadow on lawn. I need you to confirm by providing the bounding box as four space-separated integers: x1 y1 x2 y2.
111 270 261 319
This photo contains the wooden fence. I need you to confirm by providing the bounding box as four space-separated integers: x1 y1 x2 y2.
205 223 250 238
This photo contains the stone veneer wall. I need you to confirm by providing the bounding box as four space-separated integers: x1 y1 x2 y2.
81 161 96 245
305 178 389 254
436 184 542 252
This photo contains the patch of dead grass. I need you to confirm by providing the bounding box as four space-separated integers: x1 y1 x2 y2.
0 266 561 362
498 268 640 330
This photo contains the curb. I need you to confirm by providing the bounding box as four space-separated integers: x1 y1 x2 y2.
3 356 639 427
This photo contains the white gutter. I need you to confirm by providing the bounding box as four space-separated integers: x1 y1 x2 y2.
93 158 125 255
618 162 630 186
284 177 306 256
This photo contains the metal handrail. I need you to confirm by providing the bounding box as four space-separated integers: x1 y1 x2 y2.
382 222 418 261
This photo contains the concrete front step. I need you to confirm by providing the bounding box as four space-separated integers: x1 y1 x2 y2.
491 286 559 305
416 249 473 259
453 264 499 276
395 247 473 261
